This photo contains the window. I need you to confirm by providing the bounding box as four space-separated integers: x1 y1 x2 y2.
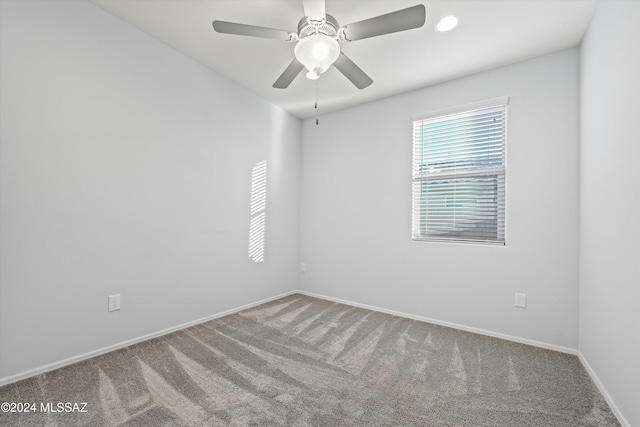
412 97 508 244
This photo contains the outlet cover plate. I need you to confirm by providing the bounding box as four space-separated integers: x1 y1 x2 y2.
108 294 121 312
515 293 526 308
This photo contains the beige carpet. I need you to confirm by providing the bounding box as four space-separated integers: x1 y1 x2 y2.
0 294 620 426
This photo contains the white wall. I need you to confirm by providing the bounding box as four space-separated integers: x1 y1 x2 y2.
299 49 580 350
579 1 640 426
0 0 301 382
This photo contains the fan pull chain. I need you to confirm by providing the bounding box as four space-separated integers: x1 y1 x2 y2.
315 80 320 125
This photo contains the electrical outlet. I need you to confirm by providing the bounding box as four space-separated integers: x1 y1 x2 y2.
108 294 121 312
301 263 307 273
515 293 526 308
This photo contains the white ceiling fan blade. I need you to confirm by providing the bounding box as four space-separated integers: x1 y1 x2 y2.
273 58 305 89
213 21 294 41
341 4 426 41
303 0 325 21
333 52 373 90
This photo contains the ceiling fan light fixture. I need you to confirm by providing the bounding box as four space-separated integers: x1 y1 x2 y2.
436 15 459 32
294 34 340 80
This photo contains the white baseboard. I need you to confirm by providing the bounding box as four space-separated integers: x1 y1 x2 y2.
0 290 297 387
578 350 630 427
297 290 578 355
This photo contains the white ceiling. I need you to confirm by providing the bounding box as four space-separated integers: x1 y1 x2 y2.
90 0 597 119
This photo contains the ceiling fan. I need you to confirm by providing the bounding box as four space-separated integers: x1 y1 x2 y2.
212 0 426 90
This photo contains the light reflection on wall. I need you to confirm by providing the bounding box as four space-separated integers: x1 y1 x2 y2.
248 160 267 262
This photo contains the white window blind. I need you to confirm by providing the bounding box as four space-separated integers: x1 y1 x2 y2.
412 99 507 244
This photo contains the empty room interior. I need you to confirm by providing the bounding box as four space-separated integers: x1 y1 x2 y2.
0 0 638 426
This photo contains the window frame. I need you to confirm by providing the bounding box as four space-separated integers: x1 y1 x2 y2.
411 96 509 245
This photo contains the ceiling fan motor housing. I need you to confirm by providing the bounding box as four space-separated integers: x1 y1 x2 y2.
297 14 339 39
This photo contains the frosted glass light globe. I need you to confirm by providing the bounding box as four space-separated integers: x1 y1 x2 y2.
294 34 340 80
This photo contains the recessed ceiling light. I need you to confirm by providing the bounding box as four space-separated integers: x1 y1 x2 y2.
436 15 459 32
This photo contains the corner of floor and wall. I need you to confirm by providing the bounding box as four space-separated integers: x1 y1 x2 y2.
1 1 638 426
